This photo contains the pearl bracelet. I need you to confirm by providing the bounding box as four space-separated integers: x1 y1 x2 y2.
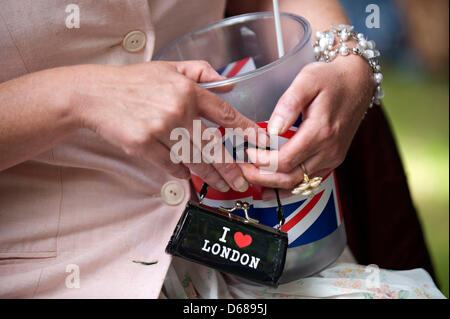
313 24 384 108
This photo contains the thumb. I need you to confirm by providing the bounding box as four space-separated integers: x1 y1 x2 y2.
168 60 225 83
267 69 319 135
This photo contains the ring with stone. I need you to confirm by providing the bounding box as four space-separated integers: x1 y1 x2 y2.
291 163 323 196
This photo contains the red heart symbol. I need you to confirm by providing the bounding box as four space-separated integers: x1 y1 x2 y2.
234 232 252 248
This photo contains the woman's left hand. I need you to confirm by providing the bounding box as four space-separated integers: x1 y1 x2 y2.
239 54 374 191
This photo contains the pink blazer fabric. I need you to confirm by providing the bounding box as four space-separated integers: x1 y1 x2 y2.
0 0 226 298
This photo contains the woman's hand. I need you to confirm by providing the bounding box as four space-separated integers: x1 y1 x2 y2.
73 61 262 192
240 55 374 190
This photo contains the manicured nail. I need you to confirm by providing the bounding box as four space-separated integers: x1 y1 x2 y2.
215 180 230 192
267 115 284 135
233 176 249 192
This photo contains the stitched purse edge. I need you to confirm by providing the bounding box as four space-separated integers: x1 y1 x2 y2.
165 201 193 255
166 201 288 287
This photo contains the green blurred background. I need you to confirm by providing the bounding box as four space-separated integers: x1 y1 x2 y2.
383 67 449 297
341 0 449 297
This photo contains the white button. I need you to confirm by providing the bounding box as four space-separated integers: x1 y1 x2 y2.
161 181 185 206
122 30 146 53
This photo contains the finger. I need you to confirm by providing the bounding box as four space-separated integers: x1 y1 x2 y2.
245 147 279 171
188 161 249 193
299 153 334 178
259 165 332 201
161 120 229 192
163 118 249 192
170 60 235 93
143 141 191 180
239 151 329 191
169 60 225 83
238 162 305 190
246 119 321 173
194 122 250 192
185 162 231 193
267 68 320 136
212 160 249 193
195 87 269 148
207 81 235 94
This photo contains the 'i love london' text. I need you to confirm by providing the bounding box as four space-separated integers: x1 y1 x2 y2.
201 226 260 269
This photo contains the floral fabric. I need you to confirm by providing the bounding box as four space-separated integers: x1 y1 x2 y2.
162 256 445 299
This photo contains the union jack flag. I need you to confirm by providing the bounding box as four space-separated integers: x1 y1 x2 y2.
191 58 344 248
191 124 344 248
216 57 257 78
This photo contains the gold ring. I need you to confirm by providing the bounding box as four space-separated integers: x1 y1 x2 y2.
300 163 309 183
291 163 323 197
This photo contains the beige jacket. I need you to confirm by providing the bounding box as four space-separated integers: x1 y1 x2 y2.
0 0 226 298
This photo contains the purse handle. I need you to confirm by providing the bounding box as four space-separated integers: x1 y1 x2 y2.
198 183 285 230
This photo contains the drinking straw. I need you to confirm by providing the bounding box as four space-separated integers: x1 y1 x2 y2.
272 0 285 58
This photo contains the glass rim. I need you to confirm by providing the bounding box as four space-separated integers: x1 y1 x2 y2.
154 11 312 89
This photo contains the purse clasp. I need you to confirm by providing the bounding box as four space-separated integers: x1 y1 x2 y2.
219 201 259 224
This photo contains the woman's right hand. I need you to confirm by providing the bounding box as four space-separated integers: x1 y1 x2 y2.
72 61 261 192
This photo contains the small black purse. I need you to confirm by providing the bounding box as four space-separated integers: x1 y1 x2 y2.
166 183 288 287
